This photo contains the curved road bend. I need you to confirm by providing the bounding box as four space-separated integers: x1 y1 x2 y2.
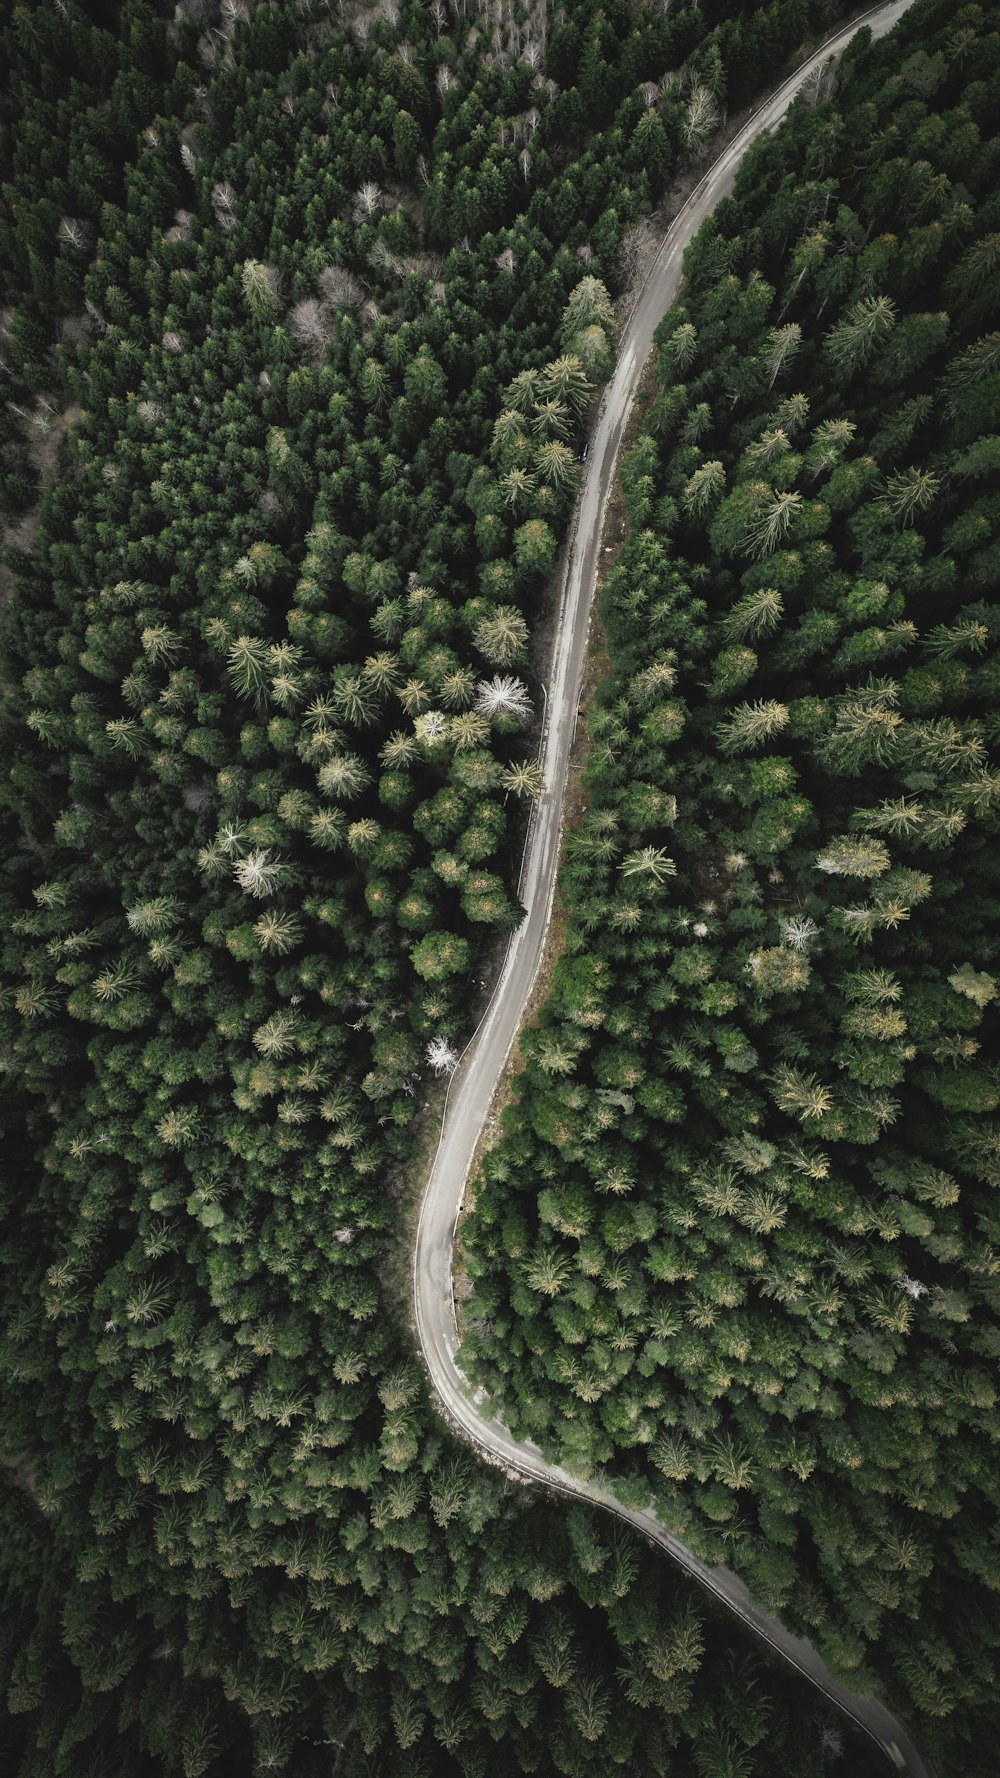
413 5 934 1775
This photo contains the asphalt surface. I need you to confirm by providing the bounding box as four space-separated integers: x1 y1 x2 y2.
412 6 935 1774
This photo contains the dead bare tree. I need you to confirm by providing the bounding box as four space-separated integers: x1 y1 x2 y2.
353 181 384 222
210 182 238 232
288 297 333 362
163 209 194 244
801 58 839 107
318 264 366 309
57 217 93 253
618 218 657 293
220 0 250 30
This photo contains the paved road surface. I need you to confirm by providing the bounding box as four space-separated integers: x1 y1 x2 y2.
413 5 935 1773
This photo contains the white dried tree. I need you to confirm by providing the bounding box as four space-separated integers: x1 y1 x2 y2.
426 1036 460 1076
682 84 721 155
57 216 92 252
318 263 365 309
801 58 838 108
353 181 384 222
415 709 448 745
782 915 819 952
475 676 533 721
233 848 283 898
163 209 193 244
288 297 332 360
211 181 238 231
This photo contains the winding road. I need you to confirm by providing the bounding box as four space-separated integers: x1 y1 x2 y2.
413 5 934 1773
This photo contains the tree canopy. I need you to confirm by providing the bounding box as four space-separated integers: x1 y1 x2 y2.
0 1 907 1775
460 3 1000 1769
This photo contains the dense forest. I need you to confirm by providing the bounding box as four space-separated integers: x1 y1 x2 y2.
459 1 1000 1771
0 0 920 1775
